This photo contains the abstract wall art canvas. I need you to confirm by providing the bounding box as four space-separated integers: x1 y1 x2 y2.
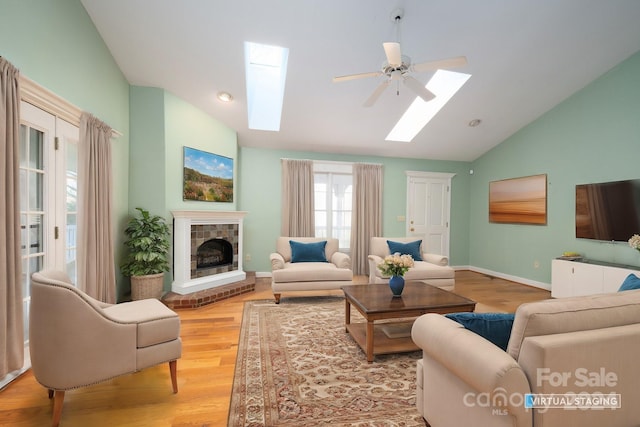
489 174 547 224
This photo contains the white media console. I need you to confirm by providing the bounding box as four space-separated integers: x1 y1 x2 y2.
551 258 640 298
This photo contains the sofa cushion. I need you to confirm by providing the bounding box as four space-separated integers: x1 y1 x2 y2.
507 289 640 360
387 239 423 261
618 273 640 291
290 240 327 263
102 299 180 348
445 312 515 351
272 262 353 283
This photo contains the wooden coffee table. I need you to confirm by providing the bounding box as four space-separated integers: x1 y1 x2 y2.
342 282 476 362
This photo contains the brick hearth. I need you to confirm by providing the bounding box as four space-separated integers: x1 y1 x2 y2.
163 271 256 309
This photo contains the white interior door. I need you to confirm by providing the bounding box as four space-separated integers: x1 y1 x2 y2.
406 171 455 257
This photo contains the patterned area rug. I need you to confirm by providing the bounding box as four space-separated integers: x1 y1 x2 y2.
228 296 425 426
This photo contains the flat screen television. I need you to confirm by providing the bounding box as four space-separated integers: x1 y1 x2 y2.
575 179 640 241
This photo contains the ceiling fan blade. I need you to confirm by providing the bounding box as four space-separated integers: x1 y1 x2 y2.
403 76 435 102
383 42 402 66
333 71 383 83
363 80 390 107
411 56 468 73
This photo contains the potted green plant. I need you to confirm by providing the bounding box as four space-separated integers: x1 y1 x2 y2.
121 207 171 300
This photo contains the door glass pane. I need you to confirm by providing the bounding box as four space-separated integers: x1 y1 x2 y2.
21 258 29 296
66 143 77 212
20 125 27 167
19 169 27 212
66 213 77 283
28 215 44 254
65 140 78 283
28 171 43 210
29 127 43 169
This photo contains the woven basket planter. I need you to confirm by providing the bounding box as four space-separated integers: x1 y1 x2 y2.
131 273 164 300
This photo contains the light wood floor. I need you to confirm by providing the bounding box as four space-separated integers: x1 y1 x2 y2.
0 271 550 427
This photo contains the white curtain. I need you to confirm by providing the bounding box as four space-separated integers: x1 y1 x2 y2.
350 163 383 275
0 57 23 379
77 112 116 303
281 159 315 237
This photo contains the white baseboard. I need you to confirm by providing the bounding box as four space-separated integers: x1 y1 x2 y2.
256 271 272 278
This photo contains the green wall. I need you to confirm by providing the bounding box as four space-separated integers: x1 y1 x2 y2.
164 91 238 213
469 51 640 288
129 87 166 217
129 86 238 293
0 0 131 298
238 147 471 273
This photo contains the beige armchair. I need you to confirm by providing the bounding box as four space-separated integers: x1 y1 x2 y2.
270 237 353 303
368 237 455 289
30 270 182 427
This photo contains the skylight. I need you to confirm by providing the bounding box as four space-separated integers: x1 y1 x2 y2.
386 70 471 142
244 42 289 131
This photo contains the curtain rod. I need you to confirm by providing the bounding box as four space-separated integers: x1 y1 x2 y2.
280 158 382 166
20 75 122 138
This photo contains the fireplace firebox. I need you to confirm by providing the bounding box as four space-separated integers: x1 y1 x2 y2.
196 238 233 269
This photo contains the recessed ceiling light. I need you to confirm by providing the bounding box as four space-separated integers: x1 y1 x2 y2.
217 92 234 102
468 119 482 127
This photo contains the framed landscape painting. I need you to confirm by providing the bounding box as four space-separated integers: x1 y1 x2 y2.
489 174 547 224
183 146 233 202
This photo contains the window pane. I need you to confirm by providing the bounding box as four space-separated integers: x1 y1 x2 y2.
313 169 353 249
29 215 44 254
29 255 43 276
66 249 76 284
20 214 27 256
66 177 77 212
21 258 29 297
20 125 27 167
19 169 27 212
29 171 43 210
29 128 43 169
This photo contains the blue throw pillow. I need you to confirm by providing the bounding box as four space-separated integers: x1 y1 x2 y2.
445 312 515 351
618 274 640 291
387 240 423 261
290 240 328 263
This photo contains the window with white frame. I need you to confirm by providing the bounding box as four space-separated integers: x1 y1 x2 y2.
313 162 353 251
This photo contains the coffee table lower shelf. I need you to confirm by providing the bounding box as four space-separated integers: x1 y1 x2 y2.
345 321 419 358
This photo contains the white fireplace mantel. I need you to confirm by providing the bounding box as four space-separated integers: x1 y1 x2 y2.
171 210 247 295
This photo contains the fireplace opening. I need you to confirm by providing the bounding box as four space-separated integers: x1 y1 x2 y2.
196 238 233 269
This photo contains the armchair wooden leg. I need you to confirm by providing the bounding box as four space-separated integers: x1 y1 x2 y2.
274 293 281 304
52 390 65 427
169 360 178 393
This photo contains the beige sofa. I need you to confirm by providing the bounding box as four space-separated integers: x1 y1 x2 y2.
367 237 454 288
411 289 640 427
270 237 353 303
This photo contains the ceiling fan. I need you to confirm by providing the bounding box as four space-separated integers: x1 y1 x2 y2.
332 8 468 107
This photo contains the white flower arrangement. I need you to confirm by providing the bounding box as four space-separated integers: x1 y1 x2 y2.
377 253 415 277
629 234 640 253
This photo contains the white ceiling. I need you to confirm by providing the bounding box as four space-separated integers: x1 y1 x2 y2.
81 0 640 162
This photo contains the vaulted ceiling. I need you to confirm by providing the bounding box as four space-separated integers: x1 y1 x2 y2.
81 0 640 161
